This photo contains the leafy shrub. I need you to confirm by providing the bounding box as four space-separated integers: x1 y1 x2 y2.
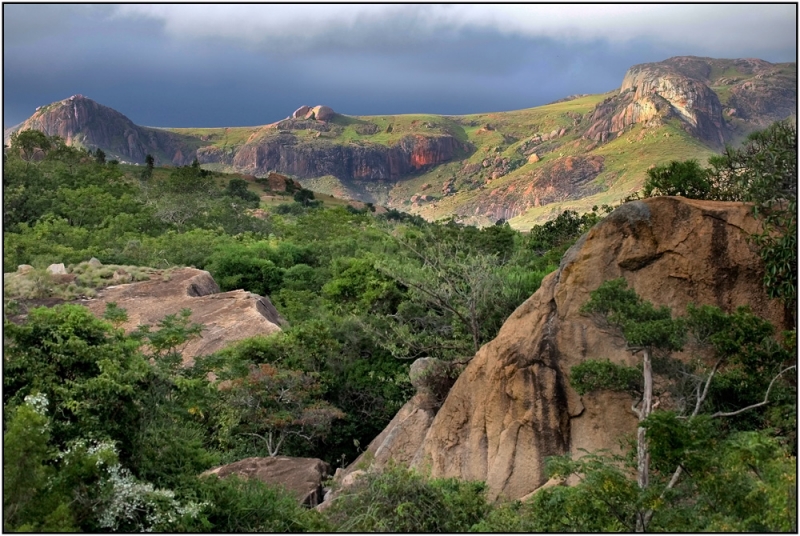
323 463 490 532
224 178 260 208
178 475 324 532
643 159 713 199
570 358 642 396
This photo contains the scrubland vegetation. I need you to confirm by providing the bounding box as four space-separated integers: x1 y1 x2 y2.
3 122 795 531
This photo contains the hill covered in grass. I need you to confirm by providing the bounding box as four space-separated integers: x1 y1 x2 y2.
6 56 795 227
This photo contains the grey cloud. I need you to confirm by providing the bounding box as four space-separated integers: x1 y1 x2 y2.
3 4 796 130
111 4 797 59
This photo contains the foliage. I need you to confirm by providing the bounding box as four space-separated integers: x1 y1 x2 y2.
224 177 260 208
324 463 491 532
643 159 713 198
3 305 148 456
5 129 794 531
570 359 642 396
178 475 323 532
3 393 73 532
581 278 686 352
220 363 345 457
526 208 601 254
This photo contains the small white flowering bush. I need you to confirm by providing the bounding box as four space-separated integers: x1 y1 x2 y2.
98 463 205 532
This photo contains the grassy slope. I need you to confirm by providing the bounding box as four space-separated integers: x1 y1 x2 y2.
117 164 354 211
153 78 769 229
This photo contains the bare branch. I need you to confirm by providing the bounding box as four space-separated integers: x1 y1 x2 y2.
710 365 796 418
693 357 725 417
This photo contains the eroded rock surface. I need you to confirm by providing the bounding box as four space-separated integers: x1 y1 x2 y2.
350 197 787 501
202 456 330 506
84 268 285 365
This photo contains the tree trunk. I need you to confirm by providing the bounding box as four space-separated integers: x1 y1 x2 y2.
635 348 654 532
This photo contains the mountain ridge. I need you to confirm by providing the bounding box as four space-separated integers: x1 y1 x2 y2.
6 56 795 227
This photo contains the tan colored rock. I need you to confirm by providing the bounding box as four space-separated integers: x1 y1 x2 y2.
292 105 311 119
111 268 131 284
46 263 67 275
203 456 330 506
527 153 540 164
354 197 787 501
84 268 285 365
266 172 300 192
340 469 366 488
17 264 33 274
305 105 335 122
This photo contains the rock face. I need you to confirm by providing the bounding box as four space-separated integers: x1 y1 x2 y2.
457 155 605 223
582 56 796 148
264 172 301 192
349 197 788 501
203 457 330 507
4 95 197 165
221 133 464 180
293 105 312 119
84 268 285 365
583 61 726 147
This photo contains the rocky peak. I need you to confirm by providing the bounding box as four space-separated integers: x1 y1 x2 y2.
583 58 726 147
6 96 198 165
582 56 795 148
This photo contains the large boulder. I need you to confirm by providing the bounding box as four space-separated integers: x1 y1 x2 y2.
292 105 311 119
305 105 335 122
346 197 788 501
202 456 330 507
84 268 286 365
46 263 67 275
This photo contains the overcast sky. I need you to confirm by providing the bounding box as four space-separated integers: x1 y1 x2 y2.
3 4 797 128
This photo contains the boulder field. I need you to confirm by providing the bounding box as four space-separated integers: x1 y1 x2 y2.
340 196 788 501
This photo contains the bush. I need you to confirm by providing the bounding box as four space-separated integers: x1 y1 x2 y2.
569 358 642 396
643 159 713 199
323 463 490 532
178 475 324 532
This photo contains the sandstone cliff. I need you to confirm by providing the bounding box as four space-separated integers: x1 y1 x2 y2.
84 267 285 365
4 95 198 165
342 197 788 501
196 131 465 181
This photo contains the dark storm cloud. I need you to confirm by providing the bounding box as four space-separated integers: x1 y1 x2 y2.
3 4 796 129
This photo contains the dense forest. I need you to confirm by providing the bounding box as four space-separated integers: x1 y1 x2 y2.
3 122 796 531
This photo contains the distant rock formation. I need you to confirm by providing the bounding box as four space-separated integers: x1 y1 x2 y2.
456 155 605 223
581 56 797 148
203 456 330 507
206 133 465 180
583 62 725 147
4 94 197 165
84 268 285 365
291 104 336 121
293 105 312 119
338 196 788 501
264 172 301 192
